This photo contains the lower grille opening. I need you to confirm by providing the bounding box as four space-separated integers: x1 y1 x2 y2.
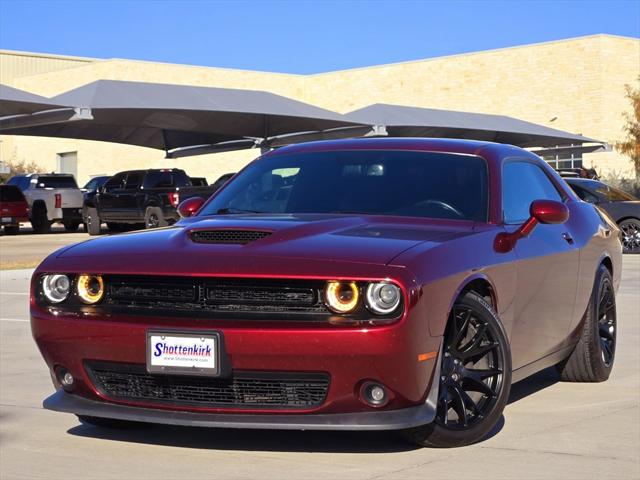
86 362 330 409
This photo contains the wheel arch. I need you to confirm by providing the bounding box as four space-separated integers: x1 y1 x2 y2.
601 255 613 275
434 274 499 338
615 215 640 225
453 274 497 311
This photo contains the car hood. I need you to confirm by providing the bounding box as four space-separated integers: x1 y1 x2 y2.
56 214 478 268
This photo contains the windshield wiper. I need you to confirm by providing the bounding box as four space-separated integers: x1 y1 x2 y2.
216 207 265 214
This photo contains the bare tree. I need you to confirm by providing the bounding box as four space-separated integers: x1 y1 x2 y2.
615 77 640 178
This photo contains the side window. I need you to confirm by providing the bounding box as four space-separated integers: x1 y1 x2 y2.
143 171 173 188
124 172 142 190
503 161 563 224
103 173 126 192
572 185 598 204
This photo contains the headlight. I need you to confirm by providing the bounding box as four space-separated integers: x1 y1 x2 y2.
325 281 359 313
77 274 104 304
41 274 70 303
365 282 401 315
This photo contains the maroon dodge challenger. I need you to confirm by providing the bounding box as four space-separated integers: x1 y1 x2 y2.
31 138 622 447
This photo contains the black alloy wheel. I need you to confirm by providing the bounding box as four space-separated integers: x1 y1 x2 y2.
619 219 640 254
404 292 511 448
597 276 616 367
436 305 505 429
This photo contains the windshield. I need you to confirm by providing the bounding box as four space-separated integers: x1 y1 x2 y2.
596 185 637 202
200 150 488 222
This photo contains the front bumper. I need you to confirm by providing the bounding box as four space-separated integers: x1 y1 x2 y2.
45 388 438 431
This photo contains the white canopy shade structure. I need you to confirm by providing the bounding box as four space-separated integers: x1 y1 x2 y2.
0 80 370 157
345 103 600 149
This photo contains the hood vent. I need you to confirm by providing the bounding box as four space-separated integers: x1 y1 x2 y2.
190 229 272 245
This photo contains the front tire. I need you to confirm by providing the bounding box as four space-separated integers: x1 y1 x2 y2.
556 264 616 382
3 225 19 235
404 292 511 448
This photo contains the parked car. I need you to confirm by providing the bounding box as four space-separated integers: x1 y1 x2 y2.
83 169 218 235
32 138 621 448
0 184 29 235
210 172 235 192
565 178 640 254
81 175 110 193
6 173 83 233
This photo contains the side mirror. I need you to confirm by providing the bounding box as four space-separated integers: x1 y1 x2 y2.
177 196 205 218
495 200 569 253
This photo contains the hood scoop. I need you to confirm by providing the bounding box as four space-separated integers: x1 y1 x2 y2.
189 229 272 245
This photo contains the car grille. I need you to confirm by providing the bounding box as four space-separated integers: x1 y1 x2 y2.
86 362 329 409
190 229 272 244
103 276 328 319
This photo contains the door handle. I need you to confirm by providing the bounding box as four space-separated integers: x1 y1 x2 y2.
562 232 574 245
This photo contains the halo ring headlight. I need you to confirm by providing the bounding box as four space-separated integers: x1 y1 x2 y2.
41 274 70 303
325 281 359 314
77 274 104 304
365 282 401 315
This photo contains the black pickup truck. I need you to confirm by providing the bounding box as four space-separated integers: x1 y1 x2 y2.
83 169 221 235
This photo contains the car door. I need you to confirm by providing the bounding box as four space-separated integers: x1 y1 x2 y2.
503 160 580 370
98 173 127 220
120 172 142 220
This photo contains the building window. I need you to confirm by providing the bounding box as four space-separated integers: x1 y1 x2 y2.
542 144 583 170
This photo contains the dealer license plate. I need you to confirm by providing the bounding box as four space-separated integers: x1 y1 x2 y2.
1 217 11 223
146 331 220 376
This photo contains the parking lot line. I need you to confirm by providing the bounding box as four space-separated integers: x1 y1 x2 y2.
0 317 29 323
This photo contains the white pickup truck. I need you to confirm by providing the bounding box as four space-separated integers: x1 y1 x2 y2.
6 174 84 233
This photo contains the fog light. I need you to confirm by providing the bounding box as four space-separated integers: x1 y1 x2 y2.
57 368 74 391
360 381 389 407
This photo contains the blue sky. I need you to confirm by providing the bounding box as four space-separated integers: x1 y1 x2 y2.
0 0 638 74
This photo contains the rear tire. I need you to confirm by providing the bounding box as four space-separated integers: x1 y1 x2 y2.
556 264 616 382
77 415 149 429
31 203 51 234
403 292 511 448
144 207 167 229
86 207 102 236
3 225 19 235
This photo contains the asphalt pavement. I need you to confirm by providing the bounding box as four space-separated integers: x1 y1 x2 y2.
0 257 638 480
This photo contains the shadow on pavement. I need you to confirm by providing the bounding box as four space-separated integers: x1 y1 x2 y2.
67 422 419 453
508 366 560 405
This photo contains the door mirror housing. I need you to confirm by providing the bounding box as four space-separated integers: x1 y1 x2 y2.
177 196 205 218
530 199 570 225
495 200 569 253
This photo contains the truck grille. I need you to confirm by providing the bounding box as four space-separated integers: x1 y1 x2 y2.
86 362 329 409
190 229 272 244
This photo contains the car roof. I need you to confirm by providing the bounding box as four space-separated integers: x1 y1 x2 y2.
265 137 527 158
565 178 605 190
